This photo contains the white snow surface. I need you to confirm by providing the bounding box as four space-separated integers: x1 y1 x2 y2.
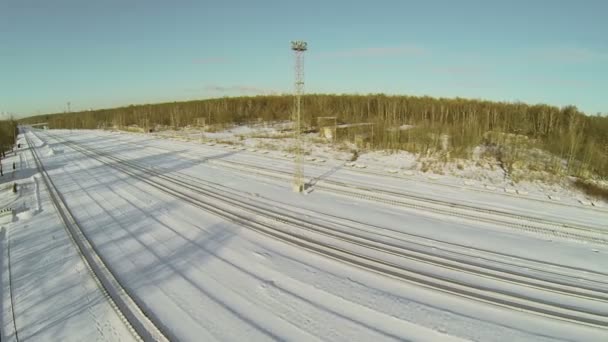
1 137 136 342
152 123 607 207
1 127 607 341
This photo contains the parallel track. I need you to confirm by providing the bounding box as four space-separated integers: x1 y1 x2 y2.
209 158 608 245
2 226 20 342
39 132 608 288
25 131 170 342
110 130 608 214
65 131 607 244
43 130 608 329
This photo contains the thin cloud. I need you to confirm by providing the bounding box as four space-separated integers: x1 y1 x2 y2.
531 46 608 63
315 45 427 59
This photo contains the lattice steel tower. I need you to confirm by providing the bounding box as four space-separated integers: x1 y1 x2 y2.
291 40 307 192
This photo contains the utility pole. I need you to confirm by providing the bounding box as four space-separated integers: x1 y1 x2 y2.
291 40 307 193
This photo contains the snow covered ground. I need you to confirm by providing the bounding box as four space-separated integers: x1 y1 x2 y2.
1 126 607 341
0 136 136 341
151 123 607 207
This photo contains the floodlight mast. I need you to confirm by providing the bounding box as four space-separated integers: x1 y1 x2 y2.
291 40 307 193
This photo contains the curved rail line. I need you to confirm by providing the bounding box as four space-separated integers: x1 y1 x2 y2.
62 131 607 244
25 131 170 342
44 130 608 329
41 131 608 284
61 131 608 278
63 139 608 298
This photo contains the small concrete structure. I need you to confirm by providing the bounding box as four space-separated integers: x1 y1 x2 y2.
321 127 334 140
317 118 374 146
340 123 374 147
317 117 337 141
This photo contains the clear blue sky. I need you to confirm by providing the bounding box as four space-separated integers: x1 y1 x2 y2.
1 0 607 117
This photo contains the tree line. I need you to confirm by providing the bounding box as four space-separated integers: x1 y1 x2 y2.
0 119 18 156
19 94 608 178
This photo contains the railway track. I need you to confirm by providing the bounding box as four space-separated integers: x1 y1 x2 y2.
42 130 608 329
43 132 608 282
36 132 608 290
59 131 607 245
209 158 608 245
25 131 170 342
104 130 608 214
1 226 20 342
